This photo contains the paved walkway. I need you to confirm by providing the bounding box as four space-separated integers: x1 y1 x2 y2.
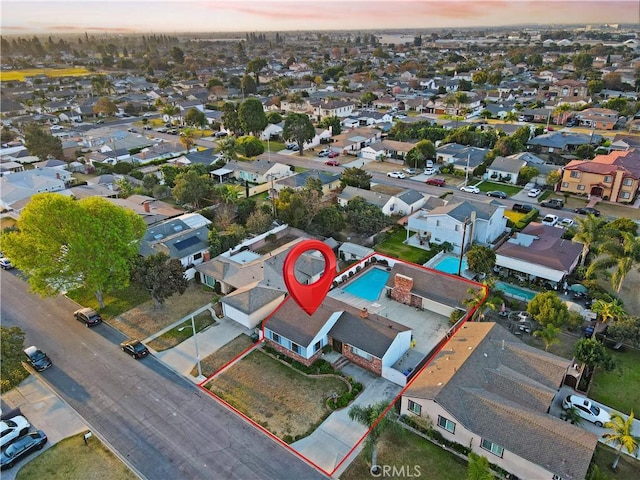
1 376 87 480
150 314 252 381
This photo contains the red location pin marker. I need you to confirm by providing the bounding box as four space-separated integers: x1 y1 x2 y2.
283 239 336 316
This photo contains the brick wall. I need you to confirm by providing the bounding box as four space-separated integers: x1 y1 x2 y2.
266 339 322 367
390 273 414 305
340 342 382 376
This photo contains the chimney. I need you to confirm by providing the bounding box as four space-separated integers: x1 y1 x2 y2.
360 308 369 319
203 251 211 262
143 202 151 213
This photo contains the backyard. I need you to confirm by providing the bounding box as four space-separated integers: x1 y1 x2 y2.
374 228 436 265
588 347 640 416
15 433 132 480
205 349 349 441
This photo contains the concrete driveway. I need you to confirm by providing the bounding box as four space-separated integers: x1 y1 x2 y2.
550 385 640 460
1 375 87 480
291 365 401 475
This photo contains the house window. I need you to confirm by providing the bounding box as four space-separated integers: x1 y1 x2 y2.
314 341 322 352
604 176 612 183
291 342 300 354
350 346 372 361
481 439 504 457
562 182 569 188
436 220 440 227
569 171 580 178
437 415 456 433
272 332 280 343
577 184 585 191
455 224 460 232
620 191 630 199
623 178 633 186
408 400 421 415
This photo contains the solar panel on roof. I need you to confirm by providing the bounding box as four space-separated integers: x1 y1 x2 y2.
174 235 200 251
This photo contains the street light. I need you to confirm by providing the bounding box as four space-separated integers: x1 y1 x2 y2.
191 315 202 378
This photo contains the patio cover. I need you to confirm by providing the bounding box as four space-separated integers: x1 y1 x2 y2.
495 255 565 282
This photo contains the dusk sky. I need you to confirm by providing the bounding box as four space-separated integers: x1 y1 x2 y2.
2 1 639 34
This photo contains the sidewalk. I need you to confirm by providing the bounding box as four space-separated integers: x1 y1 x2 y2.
1 376 87 480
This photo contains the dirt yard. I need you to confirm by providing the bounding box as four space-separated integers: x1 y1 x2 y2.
112 283 216 340
206 349 348 441
191 334 254 377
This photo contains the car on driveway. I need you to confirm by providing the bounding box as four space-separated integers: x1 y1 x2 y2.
426 178 446 187
403 168 418 175
0 430 47 470
0 257 13 270
387 171 406 179
424 167 437 175
318 149 330 157
327 151 339 158
527 188 542 198
460 185 480 194
23 346 52 372
542 214 559 226
562 395 611 427
120 339 149 359
0 416 31 448
74 307 102 327
486 190 507 199
558 218 575 229
324 159 340 166
574 207 600 216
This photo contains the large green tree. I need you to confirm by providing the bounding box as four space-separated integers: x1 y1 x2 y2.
587 231 640 293
466 245 496 276
131 253 188 310
574 338 617 371
283 112 315 155
340 167 372 190
318 115 342 135
574 214 607 267
93 97 118 116
236 135 265 157
2 194 146 308
184 108 207 130
0 326 29 393
221 102 241 134
246 57 267 87
172 169 211 209
405 140 435 169
24 123 63 160
603 412 640 470
238 98 267 135
527 291 570 327
345 197 388 235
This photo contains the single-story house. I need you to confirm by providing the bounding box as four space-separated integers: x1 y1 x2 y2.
486 156 526 184
436 143 488 172
401 322 597 480
360 140 415 162
227 158 293 185
0 167 72 212
527 132 603 153
273 169 342 196
338 242 375 262
337 187 425 216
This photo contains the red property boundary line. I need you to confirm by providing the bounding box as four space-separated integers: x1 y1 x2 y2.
197 253 488 478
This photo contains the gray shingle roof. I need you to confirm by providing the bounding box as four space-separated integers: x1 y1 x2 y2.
222 285 284 314
339 186 391 208
430 200 500 222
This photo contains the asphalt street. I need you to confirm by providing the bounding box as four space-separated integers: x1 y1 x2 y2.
0 271 327 480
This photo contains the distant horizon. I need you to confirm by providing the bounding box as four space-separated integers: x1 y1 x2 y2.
2 1 639 35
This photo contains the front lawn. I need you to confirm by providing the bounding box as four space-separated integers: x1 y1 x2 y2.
16 432 132 480
476 181 522 196
205 349 349 441
147 309 217 352
191 333 254 377
588 347 640 415
592 443 640 480
66 283 150 320
375 229 436 265
342 428 467 480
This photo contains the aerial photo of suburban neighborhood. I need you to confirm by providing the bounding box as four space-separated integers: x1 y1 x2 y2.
1 1 640 479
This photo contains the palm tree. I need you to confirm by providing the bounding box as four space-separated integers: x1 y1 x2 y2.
602 411 640 469
562 405 583 425
573 214 608 267
553 103 572 125
504 111 518 123
217 137 237 162
467 452 494 480
180 128 196 152
590 298 626 338
533 324 561 351
348 401 402 473
587 231 640 293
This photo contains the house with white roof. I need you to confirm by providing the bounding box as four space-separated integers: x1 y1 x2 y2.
0 167 72 212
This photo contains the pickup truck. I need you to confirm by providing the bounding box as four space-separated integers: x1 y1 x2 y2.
540 198 564 209
512 203 534 213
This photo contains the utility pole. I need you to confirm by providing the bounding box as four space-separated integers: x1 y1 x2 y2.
458 217 468 276
465 154 470 186
191 315 202 378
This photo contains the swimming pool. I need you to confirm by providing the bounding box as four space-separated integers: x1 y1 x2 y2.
495 281 537 302
343 268 391 301
433 256 468 275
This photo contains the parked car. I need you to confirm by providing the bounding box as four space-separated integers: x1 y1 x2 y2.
574 207 600 216
23 346 52 372
387 171 406 179
562 395 611 427
73 308 102 327
512 203 534 214
426 178 446 187
127 127 138 133
0 258 13 270
424 167 437 175
120 340 149 359
486 191 507 199
318 149 331 157
403 168 418 175
527 188 542 198
542 214 559 226
142 112 153 118
324 159 340 166
214 131 228 138
557 218 575 229
49 125 64 131
0 416 31 448
460 185 480 194
327 151 339 158
0 430 47 470
540 198 564 209
95 119 104 124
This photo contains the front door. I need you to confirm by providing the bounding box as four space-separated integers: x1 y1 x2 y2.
332 338 343 353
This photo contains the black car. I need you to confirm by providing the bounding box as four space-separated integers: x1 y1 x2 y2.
120 340 149 359
574 207 600 216
487 191 507 199
74 307 102 327
0 430 47 470
23 346 52 372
